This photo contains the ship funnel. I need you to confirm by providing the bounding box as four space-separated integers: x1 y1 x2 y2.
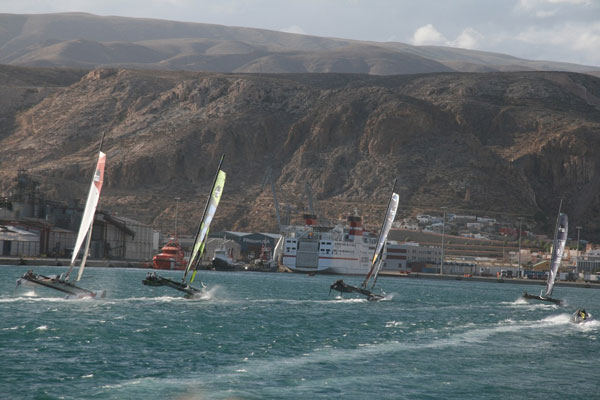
303 214 318 226
347 215 363 238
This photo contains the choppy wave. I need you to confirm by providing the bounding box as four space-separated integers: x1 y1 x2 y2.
506 297 560 310
33 325 48 331
2 265 599 399
0 296 68 303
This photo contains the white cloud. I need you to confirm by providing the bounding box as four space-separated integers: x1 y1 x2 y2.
411 24 448 46
517 21 600 50
534 9 558 17
453 27 484 49
516 0 592 17
205 1 244 15
411 24 483 49
515 21 600 64
280 25 306 35
518 0 592 9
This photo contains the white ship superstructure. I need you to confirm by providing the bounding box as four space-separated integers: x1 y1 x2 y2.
282 215 407 275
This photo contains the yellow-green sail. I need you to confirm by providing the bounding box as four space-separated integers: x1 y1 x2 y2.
183 169 226 281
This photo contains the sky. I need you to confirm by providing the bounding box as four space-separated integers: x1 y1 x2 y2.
2 0 600 67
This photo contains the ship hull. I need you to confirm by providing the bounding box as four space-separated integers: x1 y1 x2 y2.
142 275 201 298
17 272 105 299
211 257 236 271
152 238 186 270
280 214 407 276
153 256 185 270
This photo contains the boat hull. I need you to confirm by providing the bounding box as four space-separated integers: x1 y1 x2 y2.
211 257 245 271
153 256 185 270
152 238 186 270
329 279 384 301
17 271 105 299
142 275 202 298
522 291 562 305
286 264 331 274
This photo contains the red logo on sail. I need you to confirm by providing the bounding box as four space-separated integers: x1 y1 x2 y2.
94 152 106 192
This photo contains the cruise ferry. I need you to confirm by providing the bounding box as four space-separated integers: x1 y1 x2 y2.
281 214 407 275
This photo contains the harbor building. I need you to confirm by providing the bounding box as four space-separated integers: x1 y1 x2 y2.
381 242 442 273
0 172 159 262
0 225 39 257
576 249 600 274
210 231 281 261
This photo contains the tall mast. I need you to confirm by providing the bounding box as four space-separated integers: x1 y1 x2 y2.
99 131 106 152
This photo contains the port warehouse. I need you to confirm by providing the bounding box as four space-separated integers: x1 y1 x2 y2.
0 171 279 264
0 208 279 263
0 172 160 261
0 186 282 263
0 190 279 262
207 231 282 261
0 216 158 261
0 218 282 264
163 233 283 264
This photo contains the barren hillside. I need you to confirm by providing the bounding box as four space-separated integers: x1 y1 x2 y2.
1 66 599 238
1 13 598 75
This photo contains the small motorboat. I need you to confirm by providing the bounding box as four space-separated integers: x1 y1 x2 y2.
211 247 244 271
572 309 593 324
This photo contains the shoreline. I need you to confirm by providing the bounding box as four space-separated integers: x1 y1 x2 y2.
379 271 600 289
2 257 599 290
0 256 148 269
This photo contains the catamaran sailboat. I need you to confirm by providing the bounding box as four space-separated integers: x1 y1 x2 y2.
330 180 399 301
16 134 108 299
523 203 568 305
142 155 226 298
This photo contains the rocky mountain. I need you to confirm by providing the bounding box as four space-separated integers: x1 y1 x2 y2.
1 65 600 239
1 13 598 76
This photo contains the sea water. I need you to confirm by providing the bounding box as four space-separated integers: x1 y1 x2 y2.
1 265 599 399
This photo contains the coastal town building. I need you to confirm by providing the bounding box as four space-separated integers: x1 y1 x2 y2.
576 249 600 274
382 242 442 272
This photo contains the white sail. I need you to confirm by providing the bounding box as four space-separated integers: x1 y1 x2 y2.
545 213 568 297
66 151 106 281
77 226 93 281
362 192 400 288
272 236 284 263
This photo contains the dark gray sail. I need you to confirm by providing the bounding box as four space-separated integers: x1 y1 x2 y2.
545 213 568 297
